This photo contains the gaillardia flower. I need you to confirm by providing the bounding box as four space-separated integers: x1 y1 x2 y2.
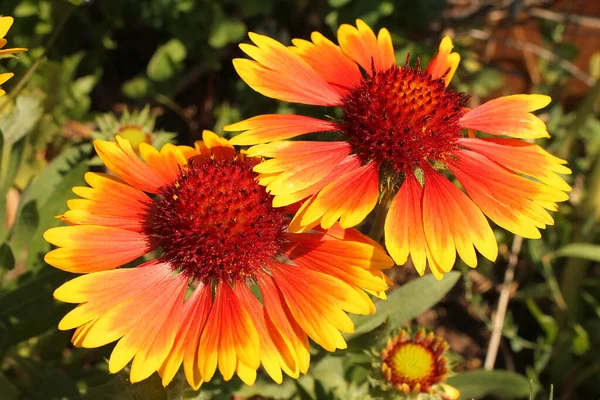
0 16 26 98
226 20 571 279
44 131 392 389
378 329 458 400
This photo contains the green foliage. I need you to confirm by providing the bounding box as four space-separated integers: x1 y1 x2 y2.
446 370 531 399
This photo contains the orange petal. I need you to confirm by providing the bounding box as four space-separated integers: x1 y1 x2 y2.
158 284 212 389
55 262 187 377
384 173 428 274
290 31 363 95
425 36 461 86
422 166 498 273
283 234 389 302
197 283 260 382
338 19 395 75
447 149 568 239
138 143 194 185
94 136 166 193
234 32 342 106
202 130 236 160
44 225 150 273
459 94 551 139
225 114 337 146
234 283 299 383
118 276 187 383
285 230 392 271
62 173 151 232
256 272 310 375
274 154 361 208
298 162 379 229
458 138 571 191
250 141 351 196
269 261 361 351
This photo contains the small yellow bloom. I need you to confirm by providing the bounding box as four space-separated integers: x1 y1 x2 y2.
379 328 459 400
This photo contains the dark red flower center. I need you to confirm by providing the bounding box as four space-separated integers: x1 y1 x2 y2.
144 155 286 283
339 64 468 175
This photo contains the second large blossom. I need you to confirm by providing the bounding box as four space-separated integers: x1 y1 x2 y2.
226 20 571 279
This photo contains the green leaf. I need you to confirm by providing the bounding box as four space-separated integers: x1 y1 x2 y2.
147 39 187 82
447 370 531 399
0 135 26 193
572 324 590 355
209 20 247 49
329 0 352 7
122 76 152 99
0 243 15 271
0 267 71 349
347 272 461 340
0 95 42 146
22 143 92 207
9 200 39 259
26 160 88 269
550 243 600 262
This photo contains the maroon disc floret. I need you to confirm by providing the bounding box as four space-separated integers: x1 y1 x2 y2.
339 64 468 174
144 156 286 283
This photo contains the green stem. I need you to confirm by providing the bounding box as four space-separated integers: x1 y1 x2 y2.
368 198 389 243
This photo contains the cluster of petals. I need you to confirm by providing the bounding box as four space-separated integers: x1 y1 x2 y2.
225 19 571 279
44 131 393 388
0 16 26 98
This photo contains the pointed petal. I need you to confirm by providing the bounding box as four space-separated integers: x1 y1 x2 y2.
275 155 361 209
0 72 13 85
384 174 428 274
225 114 337 146
447 149 568 239
337 19 395 74
250 141 351 196
425 36 461 86
158 284 212 388
458 138 571 191
62 173 151 232
94 136 166 193
197 283 260 382
202 130 236 160
460 94 551 139
44 226 150 273
283 234 389 302
138 143 194 185
422 167 497 273
256 272 310 374
235 283 296 383
300 162 379 229
268 261 361 351
0 16 14 38
234 32 341 106
290 31 363 95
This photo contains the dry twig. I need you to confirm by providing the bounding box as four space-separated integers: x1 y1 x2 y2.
484 235 523 370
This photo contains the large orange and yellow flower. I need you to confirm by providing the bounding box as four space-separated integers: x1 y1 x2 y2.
226 20 571 279
44 131 392 389
0 16 26 98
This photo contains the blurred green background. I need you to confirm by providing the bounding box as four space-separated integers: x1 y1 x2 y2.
0 0 599 399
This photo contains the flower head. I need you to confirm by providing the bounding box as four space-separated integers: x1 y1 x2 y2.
378 329 458 400
0 16 26 98
226 20 571 279
93 106 176 152
44 131 392 389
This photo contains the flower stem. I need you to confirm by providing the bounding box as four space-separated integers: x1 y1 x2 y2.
368 198 390 243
